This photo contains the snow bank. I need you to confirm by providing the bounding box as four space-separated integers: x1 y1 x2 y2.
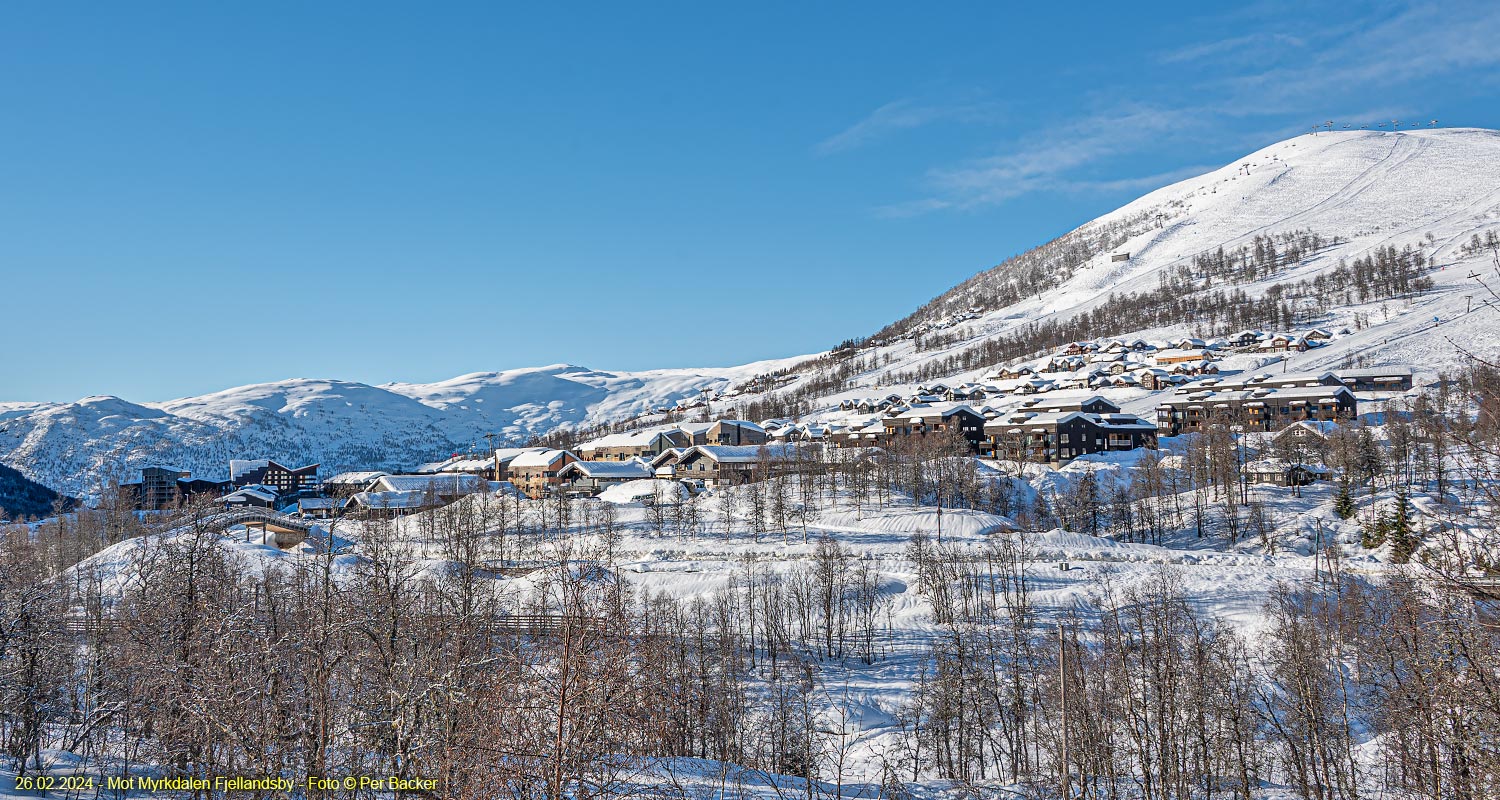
815 506 1015 539
598 479 689 504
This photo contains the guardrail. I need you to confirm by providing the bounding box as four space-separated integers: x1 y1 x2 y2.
187 507 318 535
55 612 606 640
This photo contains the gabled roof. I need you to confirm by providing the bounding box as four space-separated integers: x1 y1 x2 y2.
1245 459 1332 475
228 459 270 482
509 449 575 469
1160 384 1356 407
347 490 428 510
372 474 485 494
677 443 803 465
325 470 389 485
1274 420 1341 439
578 429 675 450
559 459 654 480
1154 348 1210 361
222 486 277 503
649 448 690 468
985 408 1154 433
494 447 550 465
888 402 983 423
416 456 494 474
1334 366 1415 379
229 459 318 482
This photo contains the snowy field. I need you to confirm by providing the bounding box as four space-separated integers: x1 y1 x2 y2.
25 453 1434 799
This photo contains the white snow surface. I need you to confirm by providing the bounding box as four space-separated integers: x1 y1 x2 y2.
43 472 1399 797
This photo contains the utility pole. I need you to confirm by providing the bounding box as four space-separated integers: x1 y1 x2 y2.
484 432 500 480
1313 518 1323 584
935 484 943 543
1059 621 1070 800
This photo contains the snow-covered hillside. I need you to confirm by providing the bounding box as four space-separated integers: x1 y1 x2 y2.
814 128 1500 394
5 128 1500 499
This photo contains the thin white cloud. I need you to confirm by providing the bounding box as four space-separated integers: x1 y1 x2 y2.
1219 1 1500 107
894 106 1199 212
866 0 1499 217
815 98 1002 155
1159 32 1306 64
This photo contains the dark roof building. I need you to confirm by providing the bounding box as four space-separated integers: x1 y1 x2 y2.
229 459 319 494
1156 385 1356 436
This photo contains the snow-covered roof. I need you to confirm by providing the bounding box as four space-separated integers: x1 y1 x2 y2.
1164 384 1355 405
888 402 982 422
560 459 654 479
1245 459 1331 474
325 470 388 485
494 447 550 464
372 474 485 494
579 430 659 449
228 459 270 482
681 443 803 464
509 449 574 468
1335 366 1415 379
229 459 319 481
347 490 428 510
1154 348 1210 361
222 486 277 503
1275 420 1341 438
985 409 1154 432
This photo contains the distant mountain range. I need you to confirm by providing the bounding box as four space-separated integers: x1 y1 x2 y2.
6 128 1500 501
0 361 803 499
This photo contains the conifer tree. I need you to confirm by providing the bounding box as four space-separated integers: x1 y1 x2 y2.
1333 483 1356 520
1387 490 1417 563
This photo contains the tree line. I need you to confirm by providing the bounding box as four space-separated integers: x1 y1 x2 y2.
3 366 1500 798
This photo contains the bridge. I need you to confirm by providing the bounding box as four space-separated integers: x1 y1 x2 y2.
168 507 324 550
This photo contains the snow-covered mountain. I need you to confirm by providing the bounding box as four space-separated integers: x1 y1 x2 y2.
788 127 1500 406
0 361 803 499
6 128 1500 499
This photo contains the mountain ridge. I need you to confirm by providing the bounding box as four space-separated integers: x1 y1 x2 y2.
7 128 1500 499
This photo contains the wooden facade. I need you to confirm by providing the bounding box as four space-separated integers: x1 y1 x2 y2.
985 410 1157 464
1155 386 1357 436
508 450 579 498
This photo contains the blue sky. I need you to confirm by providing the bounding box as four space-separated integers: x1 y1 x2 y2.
3 1 1498 401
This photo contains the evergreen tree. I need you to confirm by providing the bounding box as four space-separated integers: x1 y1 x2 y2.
1388 490 1418 563
1333 483 1356 520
